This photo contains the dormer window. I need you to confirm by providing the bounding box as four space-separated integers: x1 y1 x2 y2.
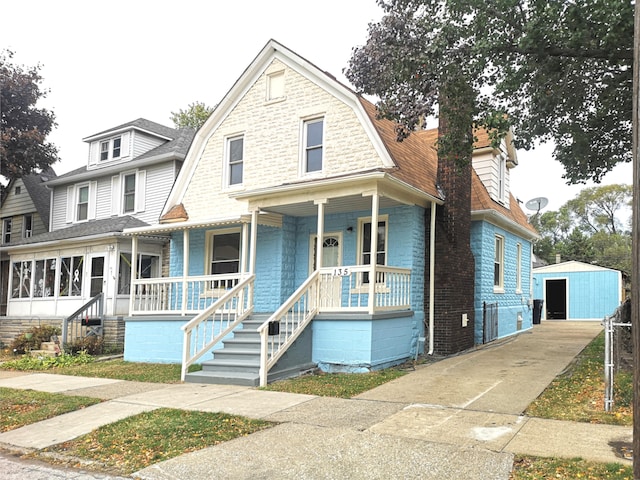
100 136 122 161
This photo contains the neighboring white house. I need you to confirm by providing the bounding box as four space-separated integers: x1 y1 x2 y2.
2 119 194 324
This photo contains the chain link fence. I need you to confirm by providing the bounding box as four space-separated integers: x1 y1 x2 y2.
603 299 631 411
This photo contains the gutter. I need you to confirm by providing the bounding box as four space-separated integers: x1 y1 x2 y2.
428 200 436 355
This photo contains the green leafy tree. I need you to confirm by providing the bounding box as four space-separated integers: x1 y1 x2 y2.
565 184 632 235
170 101 214 130
345 0 633 183
0 50 58 183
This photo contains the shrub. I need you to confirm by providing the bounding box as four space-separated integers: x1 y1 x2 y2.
10 325 61 354
64 336 104 355
0 351 94 370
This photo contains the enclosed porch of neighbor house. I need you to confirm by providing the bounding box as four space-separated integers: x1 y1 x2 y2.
123 180 438 386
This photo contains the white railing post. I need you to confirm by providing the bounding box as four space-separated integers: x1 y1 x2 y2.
259 328 268 386
181 329 192 381
129 235 138 315
368 194 379 315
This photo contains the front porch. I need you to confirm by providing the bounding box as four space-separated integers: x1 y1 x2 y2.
123 179 437 385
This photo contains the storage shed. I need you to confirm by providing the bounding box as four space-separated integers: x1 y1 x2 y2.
533 261 623 321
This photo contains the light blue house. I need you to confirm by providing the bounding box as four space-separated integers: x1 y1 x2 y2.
533 261 623 321
122 40 537 386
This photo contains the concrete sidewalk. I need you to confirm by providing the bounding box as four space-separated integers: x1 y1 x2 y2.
0 321 632 479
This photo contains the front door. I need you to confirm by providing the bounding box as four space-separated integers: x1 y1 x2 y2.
311 233 342 308
89 256 105 298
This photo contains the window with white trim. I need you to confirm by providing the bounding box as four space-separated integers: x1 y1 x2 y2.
100 136 122 161
516 243 522 292
77 185 89 221
303 118 324 173
33 258 56 297
498 153 507 202
59 256 84 297
266 71 285 101
494 235 504 291
123 173 136 213
11 261 31 298
23 214 32 238
358 216 387 284
2 218 12 244
206 229 241 289
226 136 244 186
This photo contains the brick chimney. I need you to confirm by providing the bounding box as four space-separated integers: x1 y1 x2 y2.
424 86 476 355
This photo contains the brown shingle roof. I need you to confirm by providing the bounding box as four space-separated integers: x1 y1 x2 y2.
359 97 536 236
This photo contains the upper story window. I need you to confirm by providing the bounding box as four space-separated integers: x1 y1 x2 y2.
227 136 244 186
67 182 96 224
266 71 285 101
23 214 32 238
14 186 21 194
498 153 507 202
2 218 12 244
303 118 324 173
100 136 122 161
123 173 136 213
494 234 505 292
77 185 89 221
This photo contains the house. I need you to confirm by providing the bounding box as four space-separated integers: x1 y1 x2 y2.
0 168 56 317
1 119 194 347
533 261 623 321
122 40 538 386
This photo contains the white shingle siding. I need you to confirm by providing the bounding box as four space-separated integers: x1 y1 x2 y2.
182 60 387 221
472 151 511 208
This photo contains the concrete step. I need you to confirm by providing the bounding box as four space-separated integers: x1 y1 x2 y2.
201 358 260 375
212 348 261 362
185 370 260 386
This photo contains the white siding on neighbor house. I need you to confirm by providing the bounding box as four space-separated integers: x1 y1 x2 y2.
472 151 511 208
181 59 389 221
50 160 177 231
131 131 166 158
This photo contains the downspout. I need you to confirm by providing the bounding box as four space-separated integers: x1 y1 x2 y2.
428 200 436 355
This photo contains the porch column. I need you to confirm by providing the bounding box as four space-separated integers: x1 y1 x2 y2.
241 221 249 274
368 193 379 315
249 209 258 274
314 199 327 271
129 235 138 315
181 229 189 315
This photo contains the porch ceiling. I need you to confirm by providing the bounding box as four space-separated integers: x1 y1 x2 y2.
261 194 407 217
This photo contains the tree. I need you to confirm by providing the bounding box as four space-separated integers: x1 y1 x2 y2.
0 50 58 183
170 101 214 130
345 0 633 183
566 184 632 235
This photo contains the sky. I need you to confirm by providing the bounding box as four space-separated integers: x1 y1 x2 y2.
2 0 633 215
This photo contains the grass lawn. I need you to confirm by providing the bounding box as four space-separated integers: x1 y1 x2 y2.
0 387 101 432
43 408 271 475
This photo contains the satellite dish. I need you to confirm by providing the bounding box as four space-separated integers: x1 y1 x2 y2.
525 197 549 214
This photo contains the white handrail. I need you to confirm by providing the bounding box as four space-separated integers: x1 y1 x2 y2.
180 275 254 381
258 271 319 386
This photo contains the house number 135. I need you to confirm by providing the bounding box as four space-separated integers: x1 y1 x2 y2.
333 267 350 276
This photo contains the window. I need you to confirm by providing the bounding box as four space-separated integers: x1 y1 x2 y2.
77 185 89 221
227 136 244 186
23 214 32 238
15 186 21 194
498 153 506 202
267 71 284 101
11 261 31 298
494 235 504 291
100 136 122 161
2 218 12 244
303 118 324 173
59 256 84 297
33 259 56 297
206 230 241 290
516 243 522 292
118 253 160 294
359 217 387 284
123 173 136 213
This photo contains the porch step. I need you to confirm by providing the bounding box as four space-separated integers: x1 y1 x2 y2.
185 370 260 387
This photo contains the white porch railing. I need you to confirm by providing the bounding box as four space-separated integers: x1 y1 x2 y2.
131 274 243 315
258 271 319 386
180 275 255 381
317 265 411 311
258 265 411 386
